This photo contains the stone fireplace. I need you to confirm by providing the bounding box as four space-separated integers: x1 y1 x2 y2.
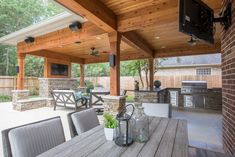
39 78 79 98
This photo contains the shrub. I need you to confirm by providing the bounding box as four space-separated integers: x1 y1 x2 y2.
126 95 134 102
0 95 12 102
77 80 94 93
103 112 117 129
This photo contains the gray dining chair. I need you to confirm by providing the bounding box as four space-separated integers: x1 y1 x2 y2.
70 108 100 136
1 117 65 157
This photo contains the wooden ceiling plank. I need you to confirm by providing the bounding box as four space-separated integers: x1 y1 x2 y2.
155 43 221 58
122 31 154 57
117 0 178 32
17 22 106 53
29 50 84 64
56 0 117 32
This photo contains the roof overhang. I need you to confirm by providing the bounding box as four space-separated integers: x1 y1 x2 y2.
0 11 86 46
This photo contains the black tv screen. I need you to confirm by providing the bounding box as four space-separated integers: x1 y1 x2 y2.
179 0 214 44
51 63 68 76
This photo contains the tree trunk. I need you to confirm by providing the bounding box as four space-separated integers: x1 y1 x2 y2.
138 67 144 88
145 70 149 89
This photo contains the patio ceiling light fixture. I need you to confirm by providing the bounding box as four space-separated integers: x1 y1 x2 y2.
24 36 34 44
69 21 82 31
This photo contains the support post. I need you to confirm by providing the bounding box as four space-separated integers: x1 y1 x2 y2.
44 58 48 78
149 58 154 91
108 32 121 96
17 53 26 90
80 64 85 87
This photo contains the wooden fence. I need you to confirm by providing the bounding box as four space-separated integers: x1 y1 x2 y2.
0 76 39 96
0 75 222 96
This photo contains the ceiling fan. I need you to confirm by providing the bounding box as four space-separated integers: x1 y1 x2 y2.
90 47 100 57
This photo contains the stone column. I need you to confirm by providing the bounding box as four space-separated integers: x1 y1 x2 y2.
12 90 29 110
102 95 126 115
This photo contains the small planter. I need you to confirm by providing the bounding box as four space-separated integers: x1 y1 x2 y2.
104 128 115 141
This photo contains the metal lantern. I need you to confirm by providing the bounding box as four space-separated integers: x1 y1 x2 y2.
115 104 134 146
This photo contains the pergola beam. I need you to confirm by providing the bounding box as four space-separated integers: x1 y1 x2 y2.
17 22 105 53
84 43 221 64
29 50 84 64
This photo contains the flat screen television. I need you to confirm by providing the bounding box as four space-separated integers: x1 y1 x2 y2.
179 0 214 44
51 63 68 76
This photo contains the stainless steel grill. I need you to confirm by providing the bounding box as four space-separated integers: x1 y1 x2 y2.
181 81 207 108
181 81 207 94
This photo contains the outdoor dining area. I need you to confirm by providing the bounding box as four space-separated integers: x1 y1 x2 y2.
0 0 235 157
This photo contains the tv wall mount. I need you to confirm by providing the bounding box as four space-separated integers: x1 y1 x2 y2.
213 3 232 30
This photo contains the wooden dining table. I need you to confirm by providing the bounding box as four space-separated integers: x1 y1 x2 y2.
37 117 188 157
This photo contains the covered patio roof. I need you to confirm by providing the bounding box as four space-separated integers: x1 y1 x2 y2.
0 0 221 64
0 0 222 95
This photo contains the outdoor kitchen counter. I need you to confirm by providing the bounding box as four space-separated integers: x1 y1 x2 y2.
37 117 188 157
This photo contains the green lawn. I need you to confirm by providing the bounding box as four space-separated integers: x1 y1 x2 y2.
0 95 12 102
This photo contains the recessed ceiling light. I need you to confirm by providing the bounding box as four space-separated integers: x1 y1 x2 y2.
96 36 101 40
161 46 166 49
155 36 160 39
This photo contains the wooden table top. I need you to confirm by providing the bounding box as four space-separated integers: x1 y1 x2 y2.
38 117 188 157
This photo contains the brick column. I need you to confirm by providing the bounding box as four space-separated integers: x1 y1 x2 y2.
221 1 235 155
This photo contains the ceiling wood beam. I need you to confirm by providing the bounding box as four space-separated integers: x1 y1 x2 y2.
122 31 154 57
55 0 154 57
29 50 84 64
17 22 105 53
84 53 151 64
117 0 178 32
55 0 117 32
154 43 221 58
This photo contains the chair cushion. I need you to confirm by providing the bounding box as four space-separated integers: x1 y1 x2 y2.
71 108 99 134
8 118 65 157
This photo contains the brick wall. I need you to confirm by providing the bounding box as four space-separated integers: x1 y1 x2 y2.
221 0 235 155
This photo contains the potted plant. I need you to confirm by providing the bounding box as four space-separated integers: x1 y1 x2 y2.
103 112 117 140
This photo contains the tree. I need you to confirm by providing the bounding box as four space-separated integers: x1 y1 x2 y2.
0 0 63 76
121 58 167 88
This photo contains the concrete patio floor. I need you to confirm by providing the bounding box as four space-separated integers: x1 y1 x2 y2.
0 102 223 156
172 110 223 153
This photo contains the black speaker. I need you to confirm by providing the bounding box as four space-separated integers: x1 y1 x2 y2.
24 37 34 44
109 54 115 67
69 21 82 31
16 66 19 73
